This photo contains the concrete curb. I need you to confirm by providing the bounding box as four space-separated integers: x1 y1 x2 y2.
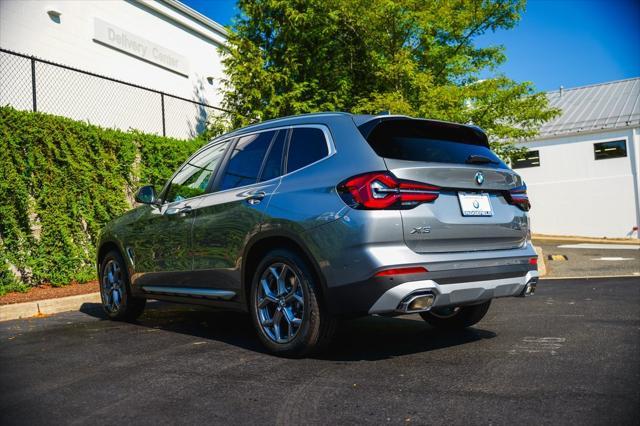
0 292 101 322
534 245 547 277
542 274 640 280
532 234 639 245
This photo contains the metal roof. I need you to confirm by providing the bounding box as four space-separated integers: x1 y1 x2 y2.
537 77 640 138
160 0 228 37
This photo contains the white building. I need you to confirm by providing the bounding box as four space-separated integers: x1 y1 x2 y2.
515 78 640 239
0 0 228 138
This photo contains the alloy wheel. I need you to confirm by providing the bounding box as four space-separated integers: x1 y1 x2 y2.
101 259 124 313
256 262 305 344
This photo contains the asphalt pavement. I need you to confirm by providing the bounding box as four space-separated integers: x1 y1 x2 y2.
1 277 639 425
533 239 640 278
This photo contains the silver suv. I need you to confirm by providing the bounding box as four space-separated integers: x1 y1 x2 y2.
97 113 538 356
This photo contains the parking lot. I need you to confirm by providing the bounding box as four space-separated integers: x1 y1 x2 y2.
533 239 640 278
1 277 638 425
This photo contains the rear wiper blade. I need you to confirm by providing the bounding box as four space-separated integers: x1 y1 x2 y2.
465 154 498 164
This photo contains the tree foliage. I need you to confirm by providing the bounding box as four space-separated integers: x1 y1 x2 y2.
218 0 559 157
0 107 203 294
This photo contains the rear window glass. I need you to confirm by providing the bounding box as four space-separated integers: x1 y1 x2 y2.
362 119 507 169
286 127 329 173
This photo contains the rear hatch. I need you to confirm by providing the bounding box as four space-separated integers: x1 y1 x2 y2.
359 117 528 253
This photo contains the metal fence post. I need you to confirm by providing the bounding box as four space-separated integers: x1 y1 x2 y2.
160 93 166 136
30 56 37 112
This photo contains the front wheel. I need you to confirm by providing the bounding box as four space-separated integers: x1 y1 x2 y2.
99 250 146 321
249 249 336 357
420 300 491 330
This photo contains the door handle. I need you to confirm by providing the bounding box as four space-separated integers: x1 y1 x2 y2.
245 191 266 205
178 206 193 216
166 205 193 216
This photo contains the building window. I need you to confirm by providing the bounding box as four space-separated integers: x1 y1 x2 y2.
594 140 627 160
512 150 540 169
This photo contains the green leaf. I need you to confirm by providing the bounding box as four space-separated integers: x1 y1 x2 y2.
0 106 204 292
213 0 560 152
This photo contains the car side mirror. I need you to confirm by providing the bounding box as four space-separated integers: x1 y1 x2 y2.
134 185 158 205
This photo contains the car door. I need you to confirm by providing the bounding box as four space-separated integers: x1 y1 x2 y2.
189 129 287 296
130 140 230 290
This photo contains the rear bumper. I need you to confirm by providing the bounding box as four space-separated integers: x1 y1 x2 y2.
368 270 538 314
323 247 538 317
303 218 538 316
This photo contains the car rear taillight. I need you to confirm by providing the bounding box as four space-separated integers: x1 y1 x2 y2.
505 185 531 211
338 172 440 209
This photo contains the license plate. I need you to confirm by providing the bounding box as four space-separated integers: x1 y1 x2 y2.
458 192 493 216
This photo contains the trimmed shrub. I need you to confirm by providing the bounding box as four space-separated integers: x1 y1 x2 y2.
0 106 204 294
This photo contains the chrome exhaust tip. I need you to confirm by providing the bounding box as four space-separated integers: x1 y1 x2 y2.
518 278 538 297
397 292 435 313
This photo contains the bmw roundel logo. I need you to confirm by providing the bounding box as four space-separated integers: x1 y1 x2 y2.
475 171 485 186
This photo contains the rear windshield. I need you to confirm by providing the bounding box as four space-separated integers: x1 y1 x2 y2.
360 119 507 169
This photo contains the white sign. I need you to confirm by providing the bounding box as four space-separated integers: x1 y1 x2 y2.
93 18 189 76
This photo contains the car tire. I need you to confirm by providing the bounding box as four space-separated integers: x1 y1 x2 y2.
250 248 336 357
99 250 146 321
419 300 491 330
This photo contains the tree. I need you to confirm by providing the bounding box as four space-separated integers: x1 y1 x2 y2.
215 0 559 159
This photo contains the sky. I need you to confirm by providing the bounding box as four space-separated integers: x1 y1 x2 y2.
183 0 640 93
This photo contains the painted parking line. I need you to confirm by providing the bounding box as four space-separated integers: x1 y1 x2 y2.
558 243 640 250
591 257 634 261
508 337 566 356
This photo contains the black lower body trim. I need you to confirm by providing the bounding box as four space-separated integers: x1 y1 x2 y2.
325 264 535 317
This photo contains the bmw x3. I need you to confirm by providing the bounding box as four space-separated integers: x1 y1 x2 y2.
97 113 538 356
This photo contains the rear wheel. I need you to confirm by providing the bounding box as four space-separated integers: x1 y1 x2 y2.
99 250 146 321
419 300 491 330
250 249 336 357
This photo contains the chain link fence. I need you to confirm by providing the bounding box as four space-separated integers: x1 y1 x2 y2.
0 48 228 139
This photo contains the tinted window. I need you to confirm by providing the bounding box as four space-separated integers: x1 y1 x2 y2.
165 141 228 203
512 150 540 169
362 119 507 169
287 127 329 173
259 130 287 182
594 140 626 160
220 131 275 190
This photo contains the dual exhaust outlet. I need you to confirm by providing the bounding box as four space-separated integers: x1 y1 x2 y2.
397 277 538 313
517 277 538 297
397 291 435 313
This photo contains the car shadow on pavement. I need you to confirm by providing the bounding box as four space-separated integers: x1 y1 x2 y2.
324 316 496 361
80 301 496 361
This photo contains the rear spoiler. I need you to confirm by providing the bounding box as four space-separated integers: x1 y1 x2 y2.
355 116 489 148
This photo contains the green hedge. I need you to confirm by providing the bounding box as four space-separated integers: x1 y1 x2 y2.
0 106 204 295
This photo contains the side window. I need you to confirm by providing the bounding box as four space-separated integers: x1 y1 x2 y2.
286 127 329 173
220 131 276 190
512 150 540 169
259 130 287 182
165 140 228 203
594 140 627 160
